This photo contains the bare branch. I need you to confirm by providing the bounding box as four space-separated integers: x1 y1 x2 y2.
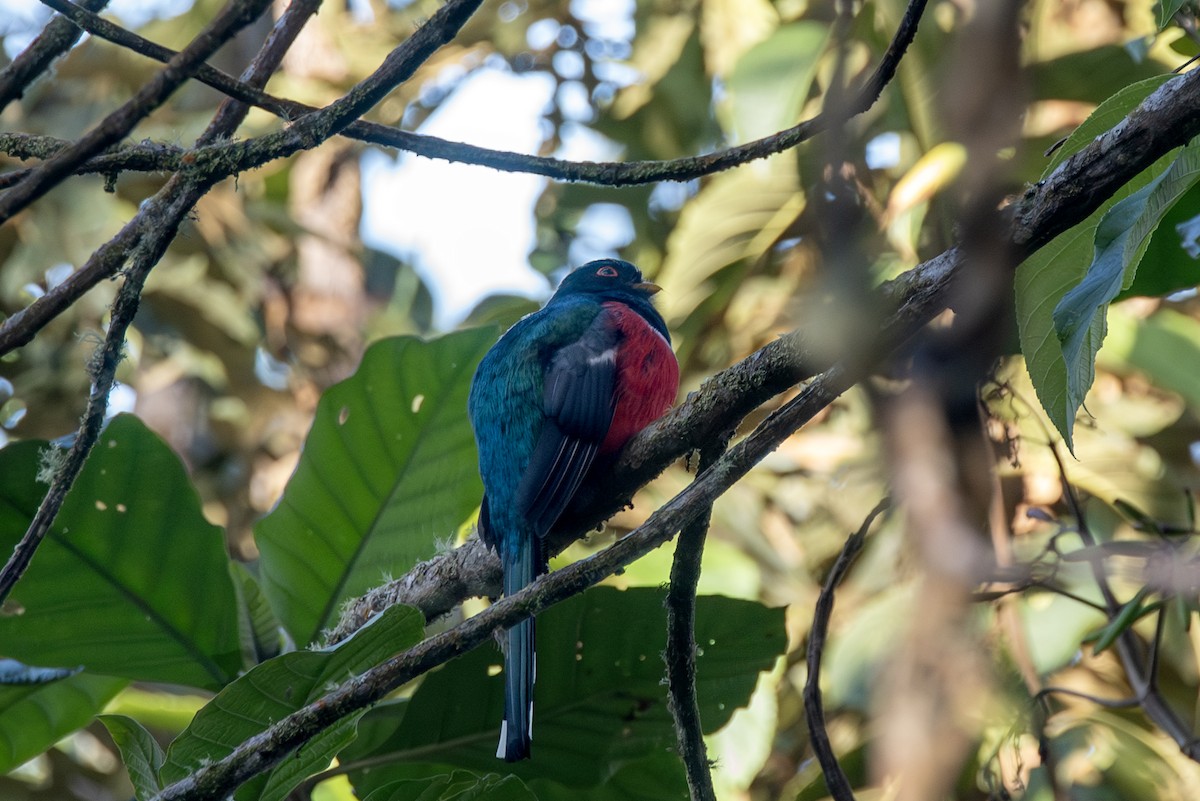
804 498 890 801
152 302 907 801
0 0 274 225
140 58 1200 800
0 134 185 189
23 0 928 186
0 0 110 110
0 199 174 603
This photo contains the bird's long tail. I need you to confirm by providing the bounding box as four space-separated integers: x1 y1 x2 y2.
498 536 536 761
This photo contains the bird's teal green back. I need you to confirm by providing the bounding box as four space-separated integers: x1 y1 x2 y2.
468 296 604 549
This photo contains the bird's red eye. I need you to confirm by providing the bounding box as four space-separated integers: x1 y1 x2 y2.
596 265 619 277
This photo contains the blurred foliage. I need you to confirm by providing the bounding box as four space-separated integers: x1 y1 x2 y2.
3 0 1200 800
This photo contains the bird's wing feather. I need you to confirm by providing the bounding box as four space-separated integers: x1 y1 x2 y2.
515 310 619 538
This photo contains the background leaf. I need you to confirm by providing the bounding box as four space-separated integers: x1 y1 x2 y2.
0 415 241 689
255 330 494 645
100 714 166 801
723 22 828 142
0 672 127 774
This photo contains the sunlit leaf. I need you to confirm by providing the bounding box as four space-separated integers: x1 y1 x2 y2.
1103 307 1200 411
255 330 493 645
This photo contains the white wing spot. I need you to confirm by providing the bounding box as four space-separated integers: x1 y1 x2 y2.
588 348 617 366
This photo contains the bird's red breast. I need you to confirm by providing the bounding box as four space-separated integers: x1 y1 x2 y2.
599 301 680 454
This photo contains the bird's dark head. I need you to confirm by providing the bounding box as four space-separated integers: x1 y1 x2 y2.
551 258 670 342
553 259 661 299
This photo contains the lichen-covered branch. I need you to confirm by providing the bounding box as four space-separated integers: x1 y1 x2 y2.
665 437 730 801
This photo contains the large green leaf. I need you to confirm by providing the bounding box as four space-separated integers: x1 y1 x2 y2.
0 415 241 689
343 588 785 798
161 603 423 801
1050 144 1200 446
0 667 126 773
255 330 494 645
723 22 828 143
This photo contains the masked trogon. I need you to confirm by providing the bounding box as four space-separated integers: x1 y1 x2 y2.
468 258 680 761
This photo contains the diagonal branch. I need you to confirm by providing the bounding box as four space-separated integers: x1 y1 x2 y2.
18 0 928 186
0 0 274 225
151 310 902 801
0 0 111 110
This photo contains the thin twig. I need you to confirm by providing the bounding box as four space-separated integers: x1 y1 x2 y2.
0 0 111 110
20 0 929 186
665 435 732 801
0 0 486 358
804 498 890 801
0 207 169 602
0 0 274 225
1048 444 1200 759
1034 686 1140 709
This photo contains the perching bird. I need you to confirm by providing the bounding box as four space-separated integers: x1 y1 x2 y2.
468 258 680 761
